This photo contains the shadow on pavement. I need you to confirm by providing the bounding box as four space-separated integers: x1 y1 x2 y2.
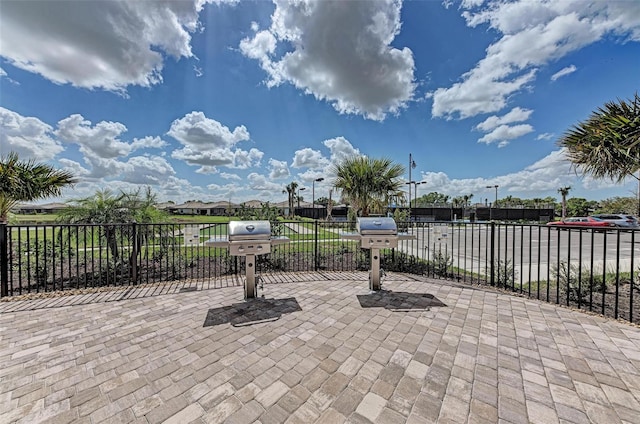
357 291 447 312
203 297 302 327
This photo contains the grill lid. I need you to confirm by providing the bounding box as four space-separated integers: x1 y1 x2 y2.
228 220 272 240
357 217 398 235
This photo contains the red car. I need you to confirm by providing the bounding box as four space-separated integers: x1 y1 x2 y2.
546 217 614 229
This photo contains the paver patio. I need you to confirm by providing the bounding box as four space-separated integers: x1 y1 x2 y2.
1 271 639 423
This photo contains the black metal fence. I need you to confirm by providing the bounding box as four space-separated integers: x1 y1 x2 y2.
1 221 638 323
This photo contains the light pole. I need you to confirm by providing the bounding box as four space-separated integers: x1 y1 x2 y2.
406 181 426 220
297 187 306 208
486 185 498 220
408 154 416 220
414 181 426 207
312 177 324 219
485 185 498 205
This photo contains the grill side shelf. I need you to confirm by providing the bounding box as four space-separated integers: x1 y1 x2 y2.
205 237 230 248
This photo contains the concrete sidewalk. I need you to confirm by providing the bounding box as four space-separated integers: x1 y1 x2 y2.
1 272 639 423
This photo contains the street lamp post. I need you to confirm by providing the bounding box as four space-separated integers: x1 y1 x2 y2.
406 181 426 221
297 187 306 208
414 181 426 207
408 154 416 220
405 181 427 207
312 177 324 219
485 185 498 220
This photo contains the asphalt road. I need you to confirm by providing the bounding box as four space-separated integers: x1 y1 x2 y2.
400 224 640 282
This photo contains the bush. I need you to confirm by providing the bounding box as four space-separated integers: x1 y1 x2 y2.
552 261 608 303
393 209 410 232
485 259 517 289
381 251 429 274
431 250 453 277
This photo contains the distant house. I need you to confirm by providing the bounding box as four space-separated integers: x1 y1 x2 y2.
165 201 239 216
14 202 68 214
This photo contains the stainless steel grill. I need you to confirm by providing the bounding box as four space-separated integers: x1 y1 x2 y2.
357 217 400 249
206 220 289 299
342 217 414 290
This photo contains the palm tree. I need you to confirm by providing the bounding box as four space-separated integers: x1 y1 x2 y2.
559 93 640 182
0 152 76 223
558 93 640 214
558 186 571 219
282 181 298 217
59 187 167 261
331 156 405 217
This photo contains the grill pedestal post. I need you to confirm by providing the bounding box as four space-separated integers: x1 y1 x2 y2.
370 248 381 291
245 254 257 299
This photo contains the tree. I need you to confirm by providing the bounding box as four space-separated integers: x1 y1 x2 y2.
59 187 167 261
566 198 598 217
331 156 405 217
0 152 76 223
558 93 640 214
314 197 337 207
419 192 449 206
596 196 636 214
451 196 464 207
558 186 571 218
282 181 298 217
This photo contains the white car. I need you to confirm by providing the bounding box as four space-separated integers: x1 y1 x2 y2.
591 214 640 229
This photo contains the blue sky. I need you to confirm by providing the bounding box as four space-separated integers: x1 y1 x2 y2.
1 0 639 205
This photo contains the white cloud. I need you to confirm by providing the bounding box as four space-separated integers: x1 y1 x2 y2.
432 1 640 119
475 107 532 132
240 0 416 121
247 172 282 191
419 149 576 198
239 29 277 61
160 176 207 203
120 156 176 185
323 137 361 164
130 136 167 151
268 159 290 179
52 113 171 181
220 172 241 180
234 148 264 169
536 132 554 141
0 1 241 92
290 137 361 188
550 65 577 81
56 114 166 161
478 124 534 146
58 158 90 178
474 107 534 146
0 107 64 161
168 111 263 172
292 147 330 169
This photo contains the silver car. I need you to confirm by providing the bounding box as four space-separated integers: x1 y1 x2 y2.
591 214 640 229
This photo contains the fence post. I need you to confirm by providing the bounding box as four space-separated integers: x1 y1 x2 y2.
489 222 495 286
0 223 7 297
131 222 138 285
314 220 319 271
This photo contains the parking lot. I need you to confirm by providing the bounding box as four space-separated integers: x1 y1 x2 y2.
401 224 640 283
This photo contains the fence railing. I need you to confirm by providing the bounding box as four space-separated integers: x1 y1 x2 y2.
1 221 638 323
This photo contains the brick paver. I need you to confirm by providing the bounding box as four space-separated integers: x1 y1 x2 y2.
1 271 640 423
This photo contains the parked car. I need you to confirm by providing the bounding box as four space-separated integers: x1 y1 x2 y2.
591 214 639 229
546 217 614 229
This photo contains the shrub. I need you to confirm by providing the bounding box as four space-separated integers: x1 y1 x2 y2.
381 251 428 274
551 261 608 303
431 250 453 277
485 259 517 289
